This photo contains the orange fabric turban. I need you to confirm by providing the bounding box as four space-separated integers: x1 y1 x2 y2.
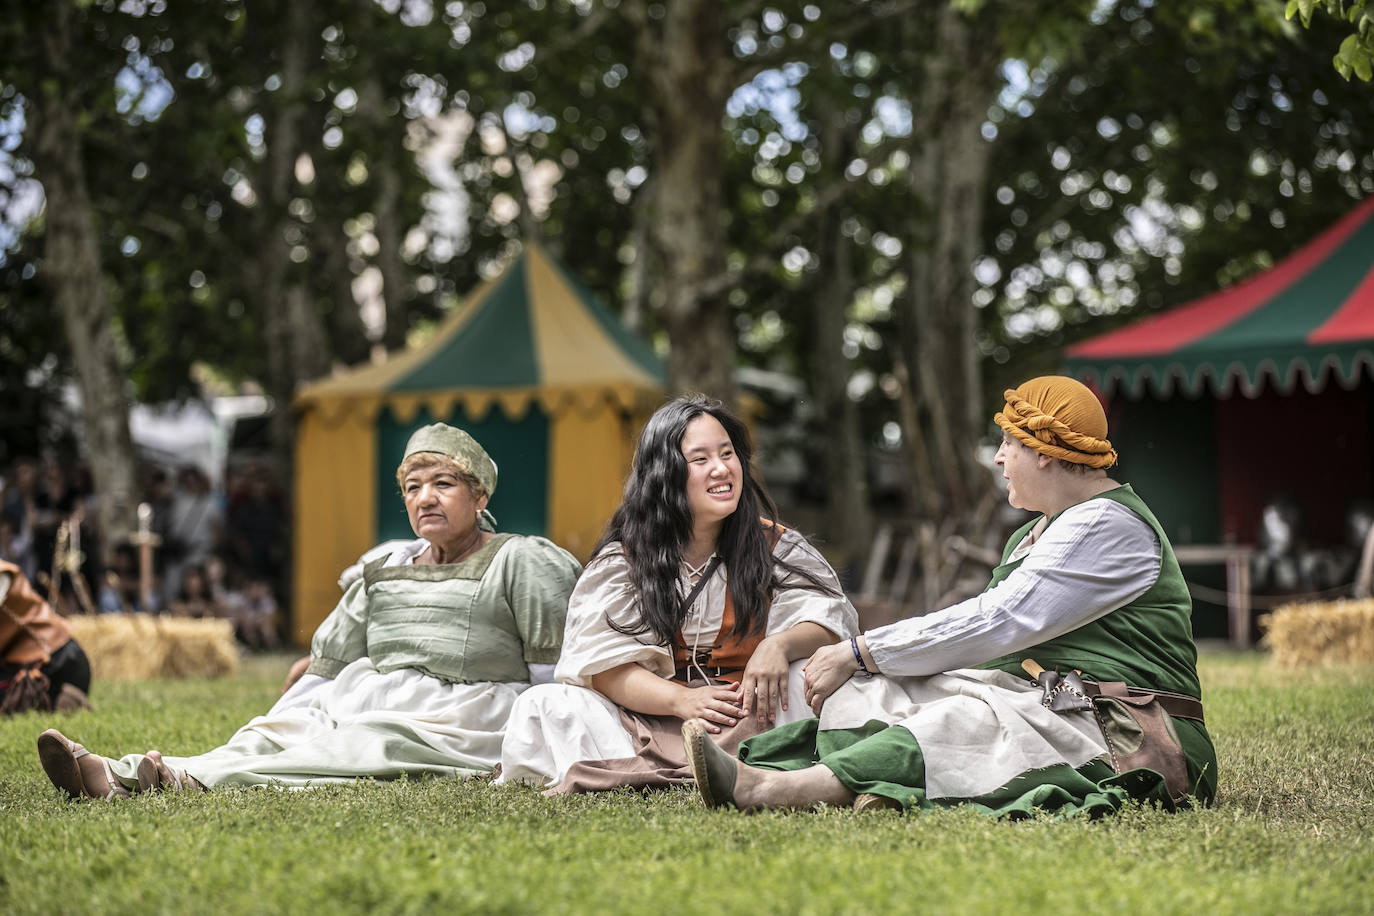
994 376 1118 469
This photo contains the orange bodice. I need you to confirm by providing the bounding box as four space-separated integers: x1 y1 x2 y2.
672 585 763 684
670 521 784 683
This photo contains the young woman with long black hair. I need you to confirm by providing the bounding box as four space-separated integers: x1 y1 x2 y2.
497 394 857 792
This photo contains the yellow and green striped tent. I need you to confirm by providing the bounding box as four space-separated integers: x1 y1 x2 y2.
290 241 665 645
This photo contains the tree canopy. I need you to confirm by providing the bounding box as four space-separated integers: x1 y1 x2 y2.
1287 0 1374 80
2 0 1372 563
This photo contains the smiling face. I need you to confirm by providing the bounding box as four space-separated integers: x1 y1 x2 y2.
680 413 742 532
402 460 487 552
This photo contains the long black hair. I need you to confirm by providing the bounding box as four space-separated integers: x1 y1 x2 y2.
593 394 836 647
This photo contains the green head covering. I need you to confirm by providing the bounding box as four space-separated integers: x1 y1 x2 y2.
401 423 498 498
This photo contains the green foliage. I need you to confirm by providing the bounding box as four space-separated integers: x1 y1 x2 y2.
1287 0 1374 80
976 0 1374 396
0 215 76 462
0 652 1370 914
0 1 526 403
2 0 1372 537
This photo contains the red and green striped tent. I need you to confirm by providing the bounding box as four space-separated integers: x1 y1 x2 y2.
1065 196 1374 397
1062 199 1374 634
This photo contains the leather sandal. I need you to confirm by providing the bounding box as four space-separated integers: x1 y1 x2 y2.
137 750 204 793
682 720 747 810
37 728 131 801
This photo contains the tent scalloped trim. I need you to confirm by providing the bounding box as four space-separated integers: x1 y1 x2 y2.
1072 348 1374 400
296 384 662 427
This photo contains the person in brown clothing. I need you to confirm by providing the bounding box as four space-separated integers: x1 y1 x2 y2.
1 559 92 713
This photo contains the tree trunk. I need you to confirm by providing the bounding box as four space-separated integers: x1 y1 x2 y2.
931 15 997 509
257 0 330 474
901 5 1000 520
357 77 412 352
30 5 138 564
373 159 410 352
317 218 372 367
621 174 655 335
810 109 874 567
500 126 544 245
890 341 938 519
632 0 735 401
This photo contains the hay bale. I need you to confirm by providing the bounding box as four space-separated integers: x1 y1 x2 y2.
1261 599 1374 668
67 614 240 681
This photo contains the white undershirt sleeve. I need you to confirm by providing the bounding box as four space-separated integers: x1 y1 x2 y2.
865 498 1163 677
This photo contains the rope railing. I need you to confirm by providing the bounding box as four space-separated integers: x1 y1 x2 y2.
1184 579 1356 611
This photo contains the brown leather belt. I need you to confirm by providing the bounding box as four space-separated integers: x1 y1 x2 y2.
1082 680 1205 724
671 663 744 683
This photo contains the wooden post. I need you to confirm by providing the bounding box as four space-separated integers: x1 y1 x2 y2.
1226 554 1252 648
56 515 99 615
134 502 161 613
1174 544 1256 648
860 524 893 599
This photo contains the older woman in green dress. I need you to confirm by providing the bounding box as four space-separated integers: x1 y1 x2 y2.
36 423 580 798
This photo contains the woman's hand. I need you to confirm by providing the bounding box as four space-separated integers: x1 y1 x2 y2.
740 636 790 725
801 640 862 715
281 655 312 694
675 682 744 735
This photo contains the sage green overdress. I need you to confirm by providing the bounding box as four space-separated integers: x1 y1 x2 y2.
108 534 578 789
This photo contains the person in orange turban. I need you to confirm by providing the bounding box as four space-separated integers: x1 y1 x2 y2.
993 375 1118 469
684 376 1217 821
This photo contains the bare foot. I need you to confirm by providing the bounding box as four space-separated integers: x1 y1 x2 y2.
138 750 204 793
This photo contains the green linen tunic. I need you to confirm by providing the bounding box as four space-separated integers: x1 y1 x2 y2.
306 533 570 682
739 486 1218 818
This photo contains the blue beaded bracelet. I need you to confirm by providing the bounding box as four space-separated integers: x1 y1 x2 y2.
850 636 871 674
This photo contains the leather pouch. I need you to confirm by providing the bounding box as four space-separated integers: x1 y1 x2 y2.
1089 680 1190 803
0 664 53 715
1023 659 1191 803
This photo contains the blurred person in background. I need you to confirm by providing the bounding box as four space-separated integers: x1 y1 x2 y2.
2 560 92 715
167 564 224 620
97 543 161 615
1 458 40 582
230 577 281 650
225 462 287 603
162 465 222 607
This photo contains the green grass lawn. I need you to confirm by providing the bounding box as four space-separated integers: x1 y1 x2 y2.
1 651 1370 915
